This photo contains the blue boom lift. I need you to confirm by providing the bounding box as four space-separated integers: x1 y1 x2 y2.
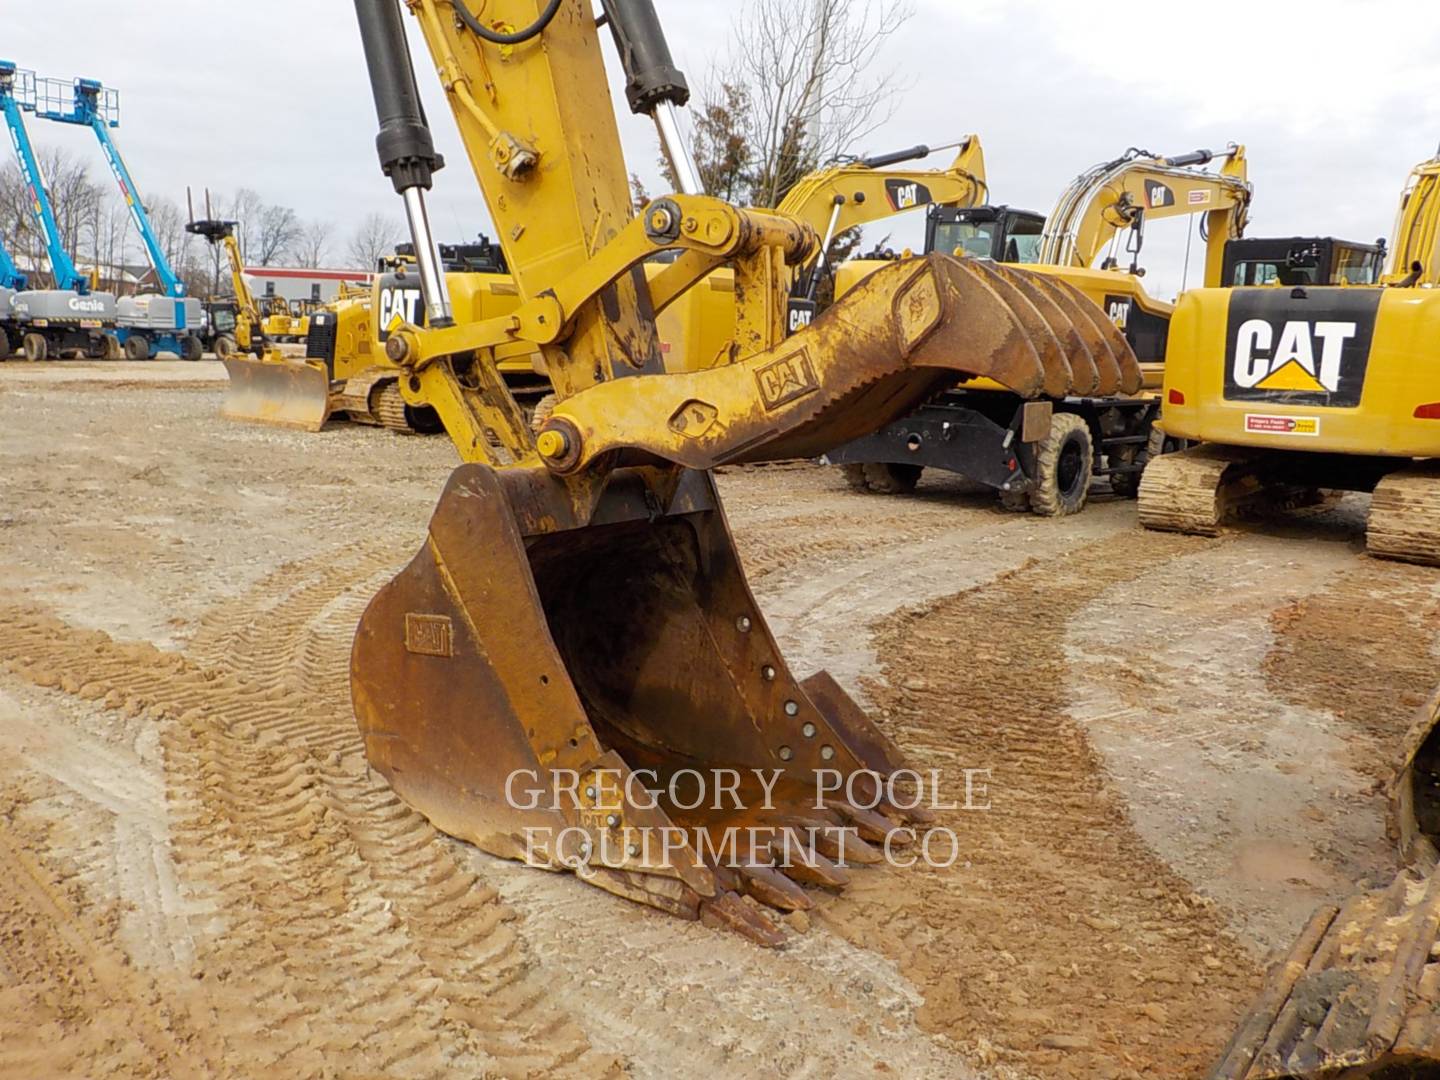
33 75 203 360
0 61 119 361
0 233 27 357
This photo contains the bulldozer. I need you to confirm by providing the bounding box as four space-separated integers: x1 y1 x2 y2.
825 145 1253 512
185 197 331 431
344 0 1137 942
1140 151 1440 565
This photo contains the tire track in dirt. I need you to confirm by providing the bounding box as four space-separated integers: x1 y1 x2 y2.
0 609 608 1078
0 814 220 1077
1261 557 1440 777
817 530 1263 1080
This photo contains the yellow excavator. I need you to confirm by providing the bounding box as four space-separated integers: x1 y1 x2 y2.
827 145 1252 512
232 140 991 435
345 0 1132 942
1140 151 1440 565
185 198 331 430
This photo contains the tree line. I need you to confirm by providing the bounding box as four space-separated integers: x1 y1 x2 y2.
0 148 403 298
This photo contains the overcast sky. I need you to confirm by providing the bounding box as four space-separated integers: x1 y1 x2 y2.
9 1 1440 298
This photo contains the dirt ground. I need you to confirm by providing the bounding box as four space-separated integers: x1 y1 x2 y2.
0 361 1433 1079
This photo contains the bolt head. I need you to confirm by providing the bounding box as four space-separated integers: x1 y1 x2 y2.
536 428 568 460
802 722 817 738
736 615 752 632
784 700 800 717
584 786 597 800
762 665 776 681
606 814 620 828
778 746 794 762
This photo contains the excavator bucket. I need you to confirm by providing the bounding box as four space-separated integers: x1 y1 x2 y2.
1211 690 1440 1079
353 462 932 944
220 355 332 432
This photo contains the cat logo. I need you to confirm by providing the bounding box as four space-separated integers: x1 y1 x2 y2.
1105 297 1131 330
884 178 932 211
755 349 819 411
376 282 423 341
1223 289 1381 408
1144 180 1174 209
786 298 817 335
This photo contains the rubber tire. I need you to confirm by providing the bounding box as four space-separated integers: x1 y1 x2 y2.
123 334 150 361
181 334 204 362
861 462 922 495
104 334 124 361
214 335 236 361
1029 412 1093 517
841 464 870 492
0 326 10 359
22 332 47 362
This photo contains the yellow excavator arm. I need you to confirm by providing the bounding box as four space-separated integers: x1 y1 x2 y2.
1382 153 1440 285
347 0 1136 944
1040 145 1251 287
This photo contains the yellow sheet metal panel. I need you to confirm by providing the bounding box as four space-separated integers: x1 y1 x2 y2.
1161 286 1440 456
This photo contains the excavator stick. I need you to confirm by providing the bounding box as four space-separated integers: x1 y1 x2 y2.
1211 690 1440 1079
219 355 332 432
353 462 924 944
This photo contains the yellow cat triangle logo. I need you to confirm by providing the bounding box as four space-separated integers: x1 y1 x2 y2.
1255 359 1327 393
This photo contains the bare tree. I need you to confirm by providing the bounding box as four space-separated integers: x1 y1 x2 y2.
692 0 914 209
254 203 301 266
346 212 404 270
225 187 265 263
291 219 333 268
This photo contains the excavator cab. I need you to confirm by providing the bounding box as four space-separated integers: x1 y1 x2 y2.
1222 235 1388 287
926 204 1045 263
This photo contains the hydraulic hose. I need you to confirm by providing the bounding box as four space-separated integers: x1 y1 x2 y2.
450 0 564 45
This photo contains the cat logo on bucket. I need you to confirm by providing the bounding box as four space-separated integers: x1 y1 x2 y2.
1223 289 1380 408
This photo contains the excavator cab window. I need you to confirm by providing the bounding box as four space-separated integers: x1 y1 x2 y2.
926 206 1044 263
1223 236 1385 287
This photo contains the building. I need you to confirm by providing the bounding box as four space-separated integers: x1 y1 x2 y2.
241 265 372 306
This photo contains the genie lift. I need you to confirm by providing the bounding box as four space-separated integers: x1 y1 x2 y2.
34 75 203 359
0 61 119 360
0 234 26 357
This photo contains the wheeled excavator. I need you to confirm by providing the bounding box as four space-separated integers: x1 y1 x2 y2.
345 0 1134 943
1140 150 1440 565
827 145 1252 513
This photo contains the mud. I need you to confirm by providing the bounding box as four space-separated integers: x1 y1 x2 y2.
0 361 1432 1078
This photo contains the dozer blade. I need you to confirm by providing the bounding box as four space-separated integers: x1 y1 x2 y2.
220 355 332 432
352 462 930 945
1211 690 1440 1080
